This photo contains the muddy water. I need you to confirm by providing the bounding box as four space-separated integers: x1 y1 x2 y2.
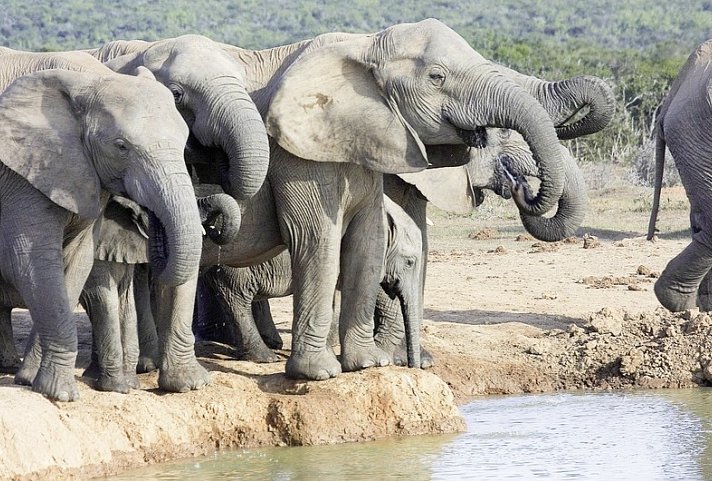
107 389 712 480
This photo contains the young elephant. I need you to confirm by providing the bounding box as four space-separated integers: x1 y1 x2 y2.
78 193 241 393
646 39 712 312
195 197 424 366
0 67 202 401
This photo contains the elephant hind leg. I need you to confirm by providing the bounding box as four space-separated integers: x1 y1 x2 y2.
655 239 712 312
0 308 20 373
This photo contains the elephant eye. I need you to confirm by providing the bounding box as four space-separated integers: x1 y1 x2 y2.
114 138 129 153
428 67 446 87
169 84 185 105
405 257 416 269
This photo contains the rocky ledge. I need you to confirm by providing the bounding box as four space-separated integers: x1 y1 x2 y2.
0 359 465 481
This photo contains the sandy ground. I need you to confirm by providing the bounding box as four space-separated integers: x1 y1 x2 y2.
0 179 704 480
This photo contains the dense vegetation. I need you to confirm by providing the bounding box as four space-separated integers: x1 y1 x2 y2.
2 0 711 170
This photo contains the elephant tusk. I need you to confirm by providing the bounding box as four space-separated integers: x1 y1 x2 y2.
136 223 150 240
426 217 434 226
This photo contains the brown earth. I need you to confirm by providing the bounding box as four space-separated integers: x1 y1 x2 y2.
0 180 703 480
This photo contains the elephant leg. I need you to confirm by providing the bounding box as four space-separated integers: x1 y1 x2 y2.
153 275 211 392
655 238 712 312
204 268 280 363
698 269 712 311
117 265 140 388
134 264 159 373
283 226 342 380
252 300 283 350
339 201 390 372
0 308 20 373
14 326 41 386
79 261 131 393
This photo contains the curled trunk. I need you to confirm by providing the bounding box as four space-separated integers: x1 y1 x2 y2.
197 193 242 245
500 65 616 139
518 146 588 241
456 66 566 217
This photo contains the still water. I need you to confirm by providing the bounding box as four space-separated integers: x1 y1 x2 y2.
108 389 712 480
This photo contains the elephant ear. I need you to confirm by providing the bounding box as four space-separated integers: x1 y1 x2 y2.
265 36 428 174
398 166 476 215
95 198 149 264
0 70 101 218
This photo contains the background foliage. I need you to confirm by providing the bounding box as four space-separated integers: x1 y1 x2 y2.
2 0 711 175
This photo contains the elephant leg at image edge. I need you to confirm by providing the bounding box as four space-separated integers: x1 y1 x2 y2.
12 206 97 400
338 202 391 372
154 275 211 392
0 308 21 373
655 236 712 312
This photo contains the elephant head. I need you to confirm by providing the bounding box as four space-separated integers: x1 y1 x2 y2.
400 128 588 242
497 64 616 139
265 18 567 218
380 197 423 368
93 35 270 201
0 69 202 286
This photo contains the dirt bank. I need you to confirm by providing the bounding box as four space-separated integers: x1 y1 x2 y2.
0 183 703 480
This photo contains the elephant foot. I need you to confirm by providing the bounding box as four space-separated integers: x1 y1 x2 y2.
285 349 341 380
136 355 158 374
393 346 435 369
95 372 131 394
236 342 281 363
82 360 100 380
158 359 211 393
32 357 79 402
340 346 391 372
261 333 283 350
14 360 40 386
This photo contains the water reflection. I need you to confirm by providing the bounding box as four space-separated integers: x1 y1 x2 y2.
108 389 712 481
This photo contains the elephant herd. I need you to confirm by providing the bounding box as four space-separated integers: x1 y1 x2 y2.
0 18 702 403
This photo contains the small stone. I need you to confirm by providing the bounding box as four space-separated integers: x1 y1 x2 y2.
488 245 507 254
636 265 651 276
663 325 680 338
527 343 546 355
583 234 601 249
628 283 645 291
588 308 623 336
515 234 532 242
584 340 598 351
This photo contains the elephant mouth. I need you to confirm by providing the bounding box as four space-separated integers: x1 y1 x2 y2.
202 212 230 245
498 155 534 202
456 126 488 148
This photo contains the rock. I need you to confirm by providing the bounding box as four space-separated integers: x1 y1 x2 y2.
620 348 645 376
527 343 546 355
488 245 507 254
515 234 532 242
468 228 497 240
588 308 623 336
583 234 601 249
637 265 651 276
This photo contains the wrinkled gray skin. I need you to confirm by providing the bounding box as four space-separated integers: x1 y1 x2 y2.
157 19 569 381
196 197 424 367
78 193 240 394
646 39 712 312
87 34 270 392
0 56 202 401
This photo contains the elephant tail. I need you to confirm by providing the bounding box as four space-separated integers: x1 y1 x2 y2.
646 130 667 241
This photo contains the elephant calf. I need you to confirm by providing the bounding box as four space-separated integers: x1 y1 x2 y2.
195 197 425 367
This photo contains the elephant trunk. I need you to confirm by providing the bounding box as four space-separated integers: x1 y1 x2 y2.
503 66 616 139
518 146 588 242
197 193 242 246
203 81 270 201
398 290 421 369
456 66 565 217
129 156 203 287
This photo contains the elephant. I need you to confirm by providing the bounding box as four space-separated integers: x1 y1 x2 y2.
105 20 571 381
78 192 241 393
80 34 271 392
646 39 712 312
194 196 424 366
0 65 203 401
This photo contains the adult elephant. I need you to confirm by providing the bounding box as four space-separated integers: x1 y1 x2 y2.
120 19 569 381
79 192 241 393
646 39 712 312
0 66 202 401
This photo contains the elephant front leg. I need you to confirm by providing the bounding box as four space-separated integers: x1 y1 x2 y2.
339 205 390 372
154 275 210 392
285 233 342 380
0 308 21 373
134 264 159 373
655 238 712 312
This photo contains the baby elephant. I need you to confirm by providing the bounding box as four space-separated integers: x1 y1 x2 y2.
195 196 425 367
